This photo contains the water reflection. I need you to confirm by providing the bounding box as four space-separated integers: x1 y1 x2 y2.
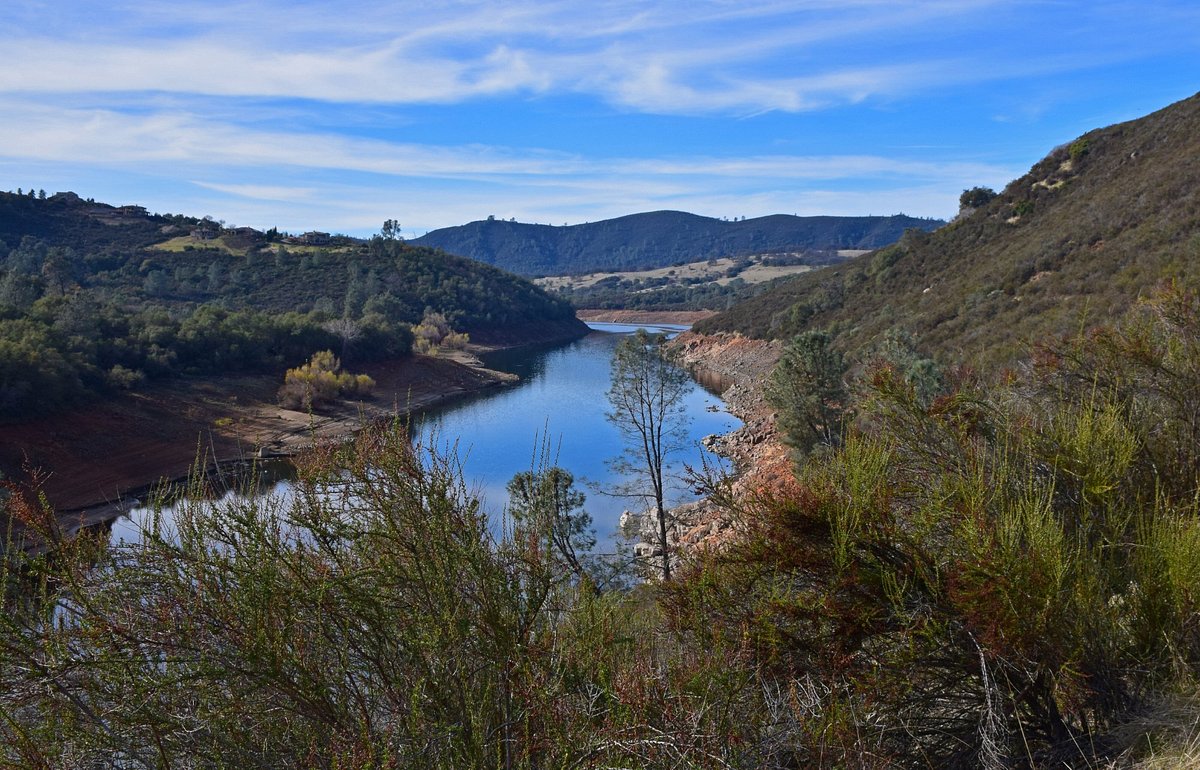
412 323 739 546
109 460 298 545
115 323 740 549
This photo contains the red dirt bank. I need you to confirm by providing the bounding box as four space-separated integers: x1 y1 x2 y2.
616 330 794 562
668 331 795 550
1 352 515 519
3 315 589 524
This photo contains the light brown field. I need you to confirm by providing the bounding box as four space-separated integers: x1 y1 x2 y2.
534 253 839 293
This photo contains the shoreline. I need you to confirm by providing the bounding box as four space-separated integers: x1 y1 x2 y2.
575 308 718 325
4 319 782 556
3 321 587 528
612 330 792 565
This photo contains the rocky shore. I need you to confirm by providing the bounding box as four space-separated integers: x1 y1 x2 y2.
619 330 795 567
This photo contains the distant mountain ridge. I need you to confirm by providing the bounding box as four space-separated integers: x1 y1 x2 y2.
412 210 944 276
696 91 1200 366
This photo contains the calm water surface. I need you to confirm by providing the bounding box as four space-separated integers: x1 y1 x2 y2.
413 323 739 544
113 323 740 547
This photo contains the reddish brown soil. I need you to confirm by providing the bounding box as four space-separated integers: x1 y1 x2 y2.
667 331 797 551
616 330 795 569
1 354 513 517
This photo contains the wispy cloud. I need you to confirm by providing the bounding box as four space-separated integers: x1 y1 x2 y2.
190 182 319 203
0 98 1012 231
1 0 1179 115
0 0 1194 234
0 99 1008 184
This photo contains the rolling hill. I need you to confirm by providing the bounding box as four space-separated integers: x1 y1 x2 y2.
412 211 943 276
696 91 1200 365
0 193 579 331
0 192 584 421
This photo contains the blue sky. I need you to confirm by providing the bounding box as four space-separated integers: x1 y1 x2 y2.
0 1 1197 237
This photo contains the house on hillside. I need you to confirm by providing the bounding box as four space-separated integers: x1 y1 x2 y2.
289 231 331 246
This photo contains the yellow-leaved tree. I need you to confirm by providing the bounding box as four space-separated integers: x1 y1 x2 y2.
278 350 374 410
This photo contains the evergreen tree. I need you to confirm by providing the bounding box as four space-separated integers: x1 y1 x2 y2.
766 330 846 456
206 261 222 293
506 466 595 582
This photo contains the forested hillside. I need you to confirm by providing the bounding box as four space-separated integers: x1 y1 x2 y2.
0 192 582 421
697 91 1200 365
413 210 943 276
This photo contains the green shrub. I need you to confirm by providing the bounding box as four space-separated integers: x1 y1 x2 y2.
104 363 144 390
960 185 998 209
765 330 846 457
0 424 769 768
670 286 1200 766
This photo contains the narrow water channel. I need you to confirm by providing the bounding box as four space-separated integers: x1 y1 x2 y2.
112 323 741 548
412 322 741 546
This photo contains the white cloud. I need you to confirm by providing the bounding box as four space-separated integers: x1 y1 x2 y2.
0 99 1012 232
0 0 1185 234
1 0 1168 115
0 99 1009 184
190 182 319 203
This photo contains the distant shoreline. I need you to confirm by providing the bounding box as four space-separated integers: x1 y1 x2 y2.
575 308 718 325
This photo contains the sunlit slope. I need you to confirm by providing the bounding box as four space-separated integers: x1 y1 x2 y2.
697 91 1200 365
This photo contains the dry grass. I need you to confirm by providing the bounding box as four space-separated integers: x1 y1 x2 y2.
698 91 1200 369
151 234 248 256
536 254 816 291
1103 694 1200 769
151 234 357 257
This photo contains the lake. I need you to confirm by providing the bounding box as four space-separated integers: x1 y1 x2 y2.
112 322 741 548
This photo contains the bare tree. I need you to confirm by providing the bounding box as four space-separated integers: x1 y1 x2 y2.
322 317 363 360
606 329 690 580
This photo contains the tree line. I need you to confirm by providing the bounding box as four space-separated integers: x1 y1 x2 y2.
0 212 577 421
